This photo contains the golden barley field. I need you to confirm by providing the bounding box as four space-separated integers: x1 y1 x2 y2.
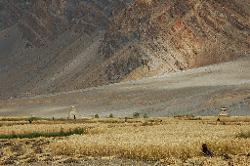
0 116 250 165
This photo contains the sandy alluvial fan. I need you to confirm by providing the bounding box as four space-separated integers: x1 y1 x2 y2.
0 0 249 99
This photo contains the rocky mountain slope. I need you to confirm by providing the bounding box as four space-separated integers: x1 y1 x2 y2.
100 0 250 82
0 0 131 98
0 0 249 99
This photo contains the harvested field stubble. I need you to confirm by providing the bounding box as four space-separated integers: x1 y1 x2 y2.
49 121 250 160
0 117 250 165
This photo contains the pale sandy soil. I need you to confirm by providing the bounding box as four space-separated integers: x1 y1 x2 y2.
0 57 249 118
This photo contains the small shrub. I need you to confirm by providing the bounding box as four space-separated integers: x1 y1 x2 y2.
133 112 140 118
143 113 149 118
94 114 99 118
109 113 114 118
27 117 40 124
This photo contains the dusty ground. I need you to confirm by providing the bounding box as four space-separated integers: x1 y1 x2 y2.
0 117 249 166
0 57 249 118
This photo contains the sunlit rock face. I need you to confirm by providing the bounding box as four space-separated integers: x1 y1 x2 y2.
101 0 250 82
0 0 249 99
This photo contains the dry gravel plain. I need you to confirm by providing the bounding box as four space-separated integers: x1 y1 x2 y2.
0 56 250 118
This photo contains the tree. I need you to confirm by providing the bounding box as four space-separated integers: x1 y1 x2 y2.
133 112 140 118
109 113 114 118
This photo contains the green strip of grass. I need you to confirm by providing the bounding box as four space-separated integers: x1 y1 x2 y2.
236 131 250 139
0 128 85 139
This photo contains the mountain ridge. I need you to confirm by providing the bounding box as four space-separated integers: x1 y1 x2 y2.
0 0 249 99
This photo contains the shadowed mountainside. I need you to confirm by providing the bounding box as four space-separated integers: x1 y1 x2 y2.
0 0 249 99
0 0 131 98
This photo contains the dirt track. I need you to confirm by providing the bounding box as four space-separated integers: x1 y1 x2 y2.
0 57 250 118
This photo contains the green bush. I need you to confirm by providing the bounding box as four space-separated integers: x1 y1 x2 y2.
133 112 140 118
143 113 149 118
94 114 100 118
109 113 114 118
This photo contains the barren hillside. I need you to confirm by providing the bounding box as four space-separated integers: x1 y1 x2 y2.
0 0 249 99
0 0 131 98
